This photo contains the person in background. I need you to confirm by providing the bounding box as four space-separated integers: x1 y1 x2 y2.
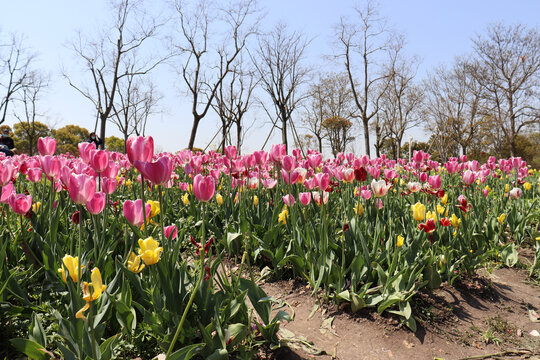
88 132 104 148
0 128 16 156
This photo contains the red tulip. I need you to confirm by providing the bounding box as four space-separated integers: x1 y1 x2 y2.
9 193 32 215
126 136 154 165
123 199 151 227
68 173 96 205
71 211 80 224
37 137 56 156
134 156 173 186
193 174 215 202
86 192 106 215
418 219 436 233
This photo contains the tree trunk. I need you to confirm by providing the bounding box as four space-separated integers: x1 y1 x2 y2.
221 119 227 154
317 135 322 154
236 121 242 156
282 119 288 152
99 114 107 150
188 117 201 151
363 119 370 156
124 133 129 153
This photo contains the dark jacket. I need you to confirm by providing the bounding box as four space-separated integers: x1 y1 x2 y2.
0 135 15 149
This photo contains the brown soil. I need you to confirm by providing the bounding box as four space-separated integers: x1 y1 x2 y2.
259 267 540 360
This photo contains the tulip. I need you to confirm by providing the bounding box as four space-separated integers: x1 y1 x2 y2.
508 187 522 199
134 156 173 186
68 173 96 205
86 192 106 215
270 144 286 163
450 214 461 228
361 189 372 200
193 174 215 202
282 194 295 206
371 179 391 197
71 211 80 224
418 219 436 233
90 150 109 173
102 177 117 194
40 155 62 180
164 225 178 240
27 167 43 183
37 137 56 156
278 207 289 225
428 175 441 189
58 255 83 283
314 173 330 191
138 237 163 265
439 218 451 227
411 202 426 222
182 193 189 205
9 193 32 215
354 202 364 216
224 145 237 159
397 235 404 247
215 193 223 205
497 214 506 224
299 192 311 206
76 267 106 320
78 142 96 163
123 199 151 227
127 252 145 273
0 161 14 186
1 182 15 203
253 195 259 206
462 170 476 185
126 136 154 165
312 191 329 205
146 200 160 219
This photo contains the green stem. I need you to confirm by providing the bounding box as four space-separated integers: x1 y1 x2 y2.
140 175 148 237
77 204 83 284
89 303 98 360
165 202 207 359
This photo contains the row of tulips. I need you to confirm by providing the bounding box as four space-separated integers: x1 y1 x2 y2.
1 136 539 359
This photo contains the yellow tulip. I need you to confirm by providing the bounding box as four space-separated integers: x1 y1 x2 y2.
354 202 364 216
146 200 160 218
411 202 426 222
278 207 289 225
138 237 163 266
484 185 491 193
450 214 461 228
397 235 404 247
32 201 41 213
127 252 145 273
436 204 445 215
505 184 509 193
426 211 437 222
125 179 132 187
497 214 506 224
215 193 223 205
441 193 448 205
524 182 531 191
253 195 259 206
58 255 84 283
76 267 106 320
182 193 190 205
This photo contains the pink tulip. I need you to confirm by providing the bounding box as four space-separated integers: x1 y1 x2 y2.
299 192 311 206
126 136 154 165
78 142 96 163
371 179 391 198
312 191 329 205
102 160 119 178
27 168 43 183
224 145 237 159
68 173 96 205
307 154 322 169
314 173 330 191
123 199 151 226
37 137 56 156
86 192 106 215
303 178 315 190
428 175 441 189
361 189 372 200
90 150 109 173
270 144 286 163
407 182 422 193
419 172 428 183
343 168 355 183
40 156 62 180
462 170 476 185
9 193 32 215
445 161 459 174
482 189 489 197
247 177 259 189
376 199 384 210
0 161 14 186
282 194 295 206
164 225 178 240
459 155 467 163
193 174 215 202
262 179 277 189
102 177 117 194
253 151 268 166
1 182 15 203
134 156 173 186
282 155 296 172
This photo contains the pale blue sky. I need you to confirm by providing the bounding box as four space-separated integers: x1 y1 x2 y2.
1 1 539 154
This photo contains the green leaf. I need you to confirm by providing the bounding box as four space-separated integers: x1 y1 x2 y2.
99 334 119 360
29 312 47 347
9 338 53 360
167 343 205 360
238 278 270 324
500 243 518 267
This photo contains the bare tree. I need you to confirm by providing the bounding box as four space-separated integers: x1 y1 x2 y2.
1 34 35 125
13 72 48 155
253 23 311 152
64 0 163 149
424 57 485 157
335 0 390 156
303 72 356 153
322 116 355 157
173 0 258 150
212 54 257 155
471 23 540 156
377 38 423 159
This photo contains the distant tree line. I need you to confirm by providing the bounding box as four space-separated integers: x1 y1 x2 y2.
1 0 538 166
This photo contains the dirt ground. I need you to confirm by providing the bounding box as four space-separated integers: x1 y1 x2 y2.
258 267 540 360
